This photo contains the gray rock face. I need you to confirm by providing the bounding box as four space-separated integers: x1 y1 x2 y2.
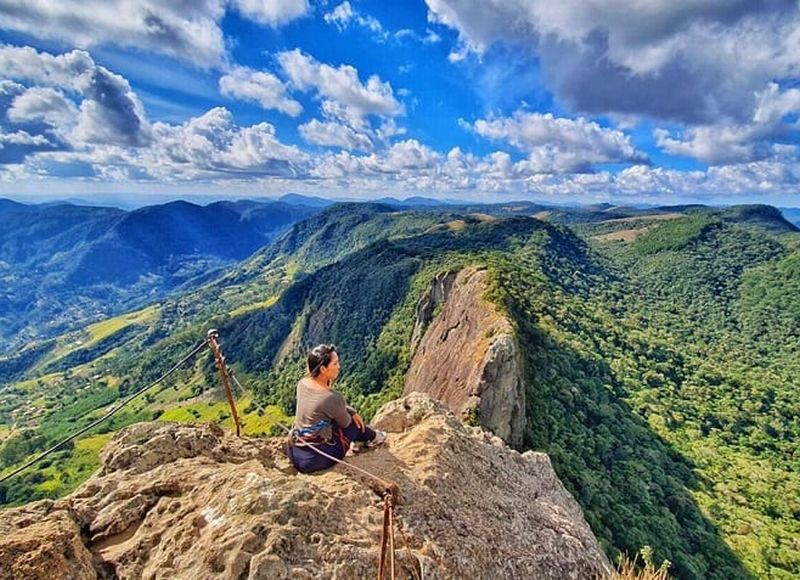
409 269 458 355
476 333 526 447
0 394 611 579
405 267 526 447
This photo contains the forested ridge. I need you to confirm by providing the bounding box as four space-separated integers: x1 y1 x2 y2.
1 202 798 578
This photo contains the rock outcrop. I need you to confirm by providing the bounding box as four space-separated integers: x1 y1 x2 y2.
405 267 526 447
409 270 457 354
0 394 610 579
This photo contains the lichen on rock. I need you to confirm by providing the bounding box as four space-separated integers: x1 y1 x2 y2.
0 394 610 579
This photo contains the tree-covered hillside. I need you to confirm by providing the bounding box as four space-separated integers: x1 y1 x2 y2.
0 198 318 355
1 202 798 578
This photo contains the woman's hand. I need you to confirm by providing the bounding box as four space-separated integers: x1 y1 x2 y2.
351 413 366 431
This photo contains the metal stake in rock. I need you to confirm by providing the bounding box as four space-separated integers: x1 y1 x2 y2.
207 329 242 438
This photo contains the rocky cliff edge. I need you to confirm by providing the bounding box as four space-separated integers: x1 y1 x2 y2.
0 393 610 579
405 267 526 448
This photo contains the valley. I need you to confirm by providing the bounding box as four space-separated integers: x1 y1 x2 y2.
1 199 798 578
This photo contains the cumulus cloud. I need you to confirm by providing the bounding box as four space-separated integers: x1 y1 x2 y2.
655 83 800 164
0 0 309 68
278 49 403 122
0 45 93 90
7 87 78 127
472 111 647 172
0 45 307 178
0 129 51 147
299 119 374 151
219 65 302 116
0 46 150 148
425 0 800 127
73 67 151 147
0 128 57 164
10 106 309 182
232 0 309 27
310 139 440 179
276 50 406 152
146 107 307 178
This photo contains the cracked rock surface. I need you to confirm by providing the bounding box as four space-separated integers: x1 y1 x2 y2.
0 394 610 579
405 267 526 447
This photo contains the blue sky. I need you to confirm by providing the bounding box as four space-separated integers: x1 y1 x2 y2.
0 0 799 205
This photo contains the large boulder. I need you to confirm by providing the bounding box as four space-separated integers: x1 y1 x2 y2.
405 267 526 447
0 394 610 579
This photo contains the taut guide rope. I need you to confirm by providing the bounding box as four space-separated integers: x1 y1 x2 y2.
0 337 210 485
226 359 407 579
1 330 410 579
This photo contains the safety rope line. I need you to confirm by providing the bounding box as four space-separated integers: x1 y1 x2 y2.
378 493 392 580
227 364 400 577
395 517 421 580
0 338 210 485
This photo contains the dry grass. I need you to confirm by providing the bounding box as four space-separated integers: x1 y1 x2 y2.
468 212 499 223
592 228 646 243
599 212 684 225
611 547 671 580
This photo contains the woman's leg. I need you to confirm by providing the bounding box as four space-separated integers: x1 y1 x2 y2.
287 437 348 473
341 421 376 443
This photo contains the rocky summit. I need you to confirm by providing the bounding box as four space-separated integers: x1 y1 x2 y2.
0 393 610 579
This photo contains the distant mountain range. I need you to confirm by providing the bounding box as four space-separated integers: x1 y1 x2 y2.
0 198 320 352
779 207 800 227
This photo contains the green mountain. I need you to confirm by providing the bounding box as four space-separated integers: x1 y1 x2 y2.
1 202 798 578
0 198 318 355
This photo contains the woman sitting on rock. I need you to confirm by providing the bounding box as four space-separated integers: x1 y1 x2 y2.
287 344 387 473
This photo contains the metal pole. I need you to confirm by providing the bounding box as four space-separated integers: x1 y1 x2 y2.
207 329 242 437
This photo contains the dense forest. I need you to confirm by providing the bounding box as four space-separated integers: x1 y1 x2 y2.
1 202 798 578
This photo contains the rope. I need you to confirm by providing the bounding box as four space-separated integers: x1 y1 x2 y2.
0 338 210 485
378 494 392 580
228 367 293 434
227 365 399 576
389 499 396 580
395 518 421 580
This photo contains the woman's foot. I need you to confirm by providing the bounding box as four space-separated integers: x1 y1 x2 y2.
366 429 387 448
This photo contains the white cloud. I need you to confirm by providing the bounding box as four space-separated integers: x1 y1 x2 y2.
324 1 354 28
655 83 800 164
0 45 93 90
0 46 305 179
310 139 440 179
425 0 800 127
146 107 307 178
278 49 403 122
424 29 442 44
299 119 373 151
473 111 647 173
72 67 151 147
276 50 406 152
379 139 440 171
14 106 309 182
0 1 227 68
0 46 150 148
0 0 309 68
219 65 302 116
232 0 309 27
395 27 441 45
0 129 51 147
323 2 389 42
7 87 78 127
